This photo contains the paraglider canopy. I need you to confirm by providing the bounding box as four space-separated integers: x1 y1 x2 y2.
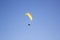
25 12 32 21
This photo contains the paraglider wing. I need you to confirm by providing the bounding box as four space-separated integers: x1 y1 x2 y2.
25 12 32 21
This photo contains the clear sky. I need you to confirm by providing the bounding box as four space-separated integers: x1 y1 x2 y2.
0 0 60 40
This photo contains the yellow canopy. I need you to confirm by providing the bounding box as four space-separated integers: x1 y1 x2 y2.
25 12 32 21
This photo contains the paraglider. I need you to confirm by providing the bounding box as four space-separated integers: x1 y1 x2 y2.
25 12 33 26
28 24 30 26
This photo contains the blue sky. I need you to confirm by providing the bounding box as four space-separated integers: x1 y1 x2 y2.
0 0 60 40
